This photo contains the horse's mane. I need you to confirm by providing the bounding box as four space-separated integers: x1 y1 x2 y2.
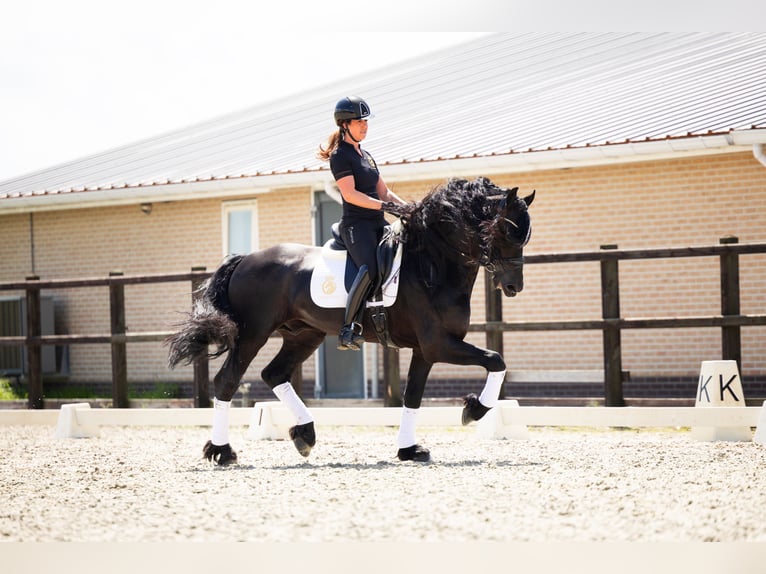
405 177 505 238
399 177 511 290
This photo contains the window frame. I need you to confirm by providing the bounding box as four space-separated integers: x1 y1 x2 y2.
221 199 258 257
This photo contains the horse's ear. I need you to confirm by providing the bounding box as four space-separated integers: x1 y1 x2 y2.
523 190 536 207
506 187 519 201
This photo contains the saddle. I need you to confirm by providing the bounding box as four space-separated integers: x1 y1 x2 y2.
309 221 404 348
326 222 399 293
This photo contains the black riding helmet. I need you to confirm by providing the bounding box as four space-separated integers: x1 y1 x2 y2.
334 96 374 126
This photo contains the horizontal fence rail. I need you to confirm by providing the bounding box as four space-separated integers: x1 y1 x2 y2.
471 315 766 332
1 238 766 409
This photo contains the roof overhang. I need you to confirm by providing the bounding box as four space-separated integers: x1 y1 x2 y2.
381 129 766 182
3 129 766 215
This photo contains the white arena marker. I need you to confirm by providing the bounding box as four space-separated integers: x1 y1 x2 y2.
476 400 530 440
753 401 766 445
691 360 752 442
55 403 100 439
246 402 288 440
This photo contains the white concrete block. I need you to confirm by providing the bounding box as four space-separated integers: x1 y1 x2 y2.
476 400 530 440
246 402 288 440
55 403 100 439
752 401 766 445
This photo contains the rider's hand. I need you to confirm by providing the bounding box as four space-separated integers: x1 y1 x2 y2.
381 201 411 217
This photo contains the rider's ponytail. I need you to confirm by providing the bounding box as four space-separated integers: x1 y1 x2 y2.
317 128 344 162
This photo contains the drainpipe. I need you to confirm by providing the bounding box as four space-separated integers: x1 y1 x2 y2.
29 213 36 275
754 144 766 168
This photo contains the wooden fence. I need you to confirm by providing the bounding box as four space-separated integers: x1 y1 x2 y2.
472 237 766 405
1 237 765 409
0 267 211 409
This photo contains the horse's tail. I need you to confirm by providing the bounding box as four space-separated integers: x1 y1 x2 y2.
166 255 244 369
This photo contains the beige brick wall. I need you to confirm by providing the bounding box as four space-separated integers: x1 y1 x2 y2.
2 151 765 392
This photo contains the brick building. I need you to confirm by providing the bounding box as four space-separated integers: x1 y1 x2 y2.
1 33 765 402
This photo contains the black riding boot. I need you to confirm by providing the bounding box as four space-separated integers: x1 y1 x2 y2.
338 265 372 351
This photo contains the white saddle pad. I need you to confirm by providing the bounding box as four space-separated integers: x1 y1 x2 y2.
310 243 402 309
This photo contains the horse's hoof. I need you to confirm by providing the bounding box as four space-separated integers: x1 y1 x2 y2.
289 421 316 457
397 444 431 462
461 393 490 425
203 440 238 466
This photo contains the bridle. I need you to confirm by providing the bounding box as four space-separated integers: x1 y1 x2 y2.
429 222 525 274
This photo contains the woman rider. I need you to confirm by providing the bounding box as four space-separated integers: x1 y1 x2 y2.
317 96 409 350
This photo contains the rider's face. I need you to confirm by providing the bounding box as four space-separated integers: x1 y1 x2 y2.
345 119 368 142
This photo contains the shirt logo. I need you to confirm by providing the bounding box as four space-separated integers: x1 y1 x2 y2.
365 153 377 171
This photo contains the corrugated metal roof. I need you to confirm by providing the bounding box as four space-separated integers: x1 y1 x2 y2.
2 32 765 204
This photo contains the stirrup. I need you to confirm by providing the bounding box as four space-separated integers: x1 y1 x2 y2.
338 322 364 351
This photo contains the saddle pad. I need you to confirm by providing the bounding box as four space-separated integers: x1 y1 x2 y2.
310 244 402 309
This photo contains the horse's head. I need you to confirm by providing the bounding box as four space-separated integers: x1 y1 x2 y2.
404 177 535 296
482 185 535 297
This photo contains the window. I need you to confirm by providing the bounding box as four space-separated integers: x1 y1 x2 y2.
222 200 258 256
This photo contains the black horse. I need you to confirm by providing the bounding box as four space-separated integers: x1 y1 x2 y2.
167 176 534 464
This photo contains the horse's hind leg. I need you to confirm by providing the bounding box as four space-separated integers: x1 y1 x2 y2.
262 328 325 458
396 350 433 462
204 335 267 466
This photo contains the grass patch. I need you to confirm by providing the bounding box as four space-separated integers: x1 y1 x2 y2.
43 385 99 399
129 382 182 400
0 378 23 400
0 379 183 400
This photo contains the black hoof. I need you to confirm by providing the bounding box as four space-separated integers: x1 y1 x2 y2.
289 421 316 457
397 444 431 462
203 440 238 466
461 393 490 425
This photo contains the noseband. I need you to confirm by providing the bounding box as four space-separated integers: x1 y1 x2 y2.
483 255 525 274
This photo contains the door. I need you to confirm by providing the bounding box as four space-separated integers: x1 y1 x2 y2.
315 191 365 398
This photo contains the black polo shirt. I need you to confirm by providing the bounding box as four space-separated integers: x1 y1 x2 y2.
330 141 384 221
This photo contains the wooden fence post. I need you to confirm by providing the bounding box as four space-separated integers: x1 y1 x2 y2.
25 275 43 409
719 236 741 372
190 266 211 408
600 245 625 406
109 271 129 408
484 269 506 398
384 346 402 407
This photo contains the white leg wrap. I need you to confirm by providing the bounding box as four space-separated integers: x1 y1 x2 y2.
397 407 419 448
211 398 231 446
478 370 506 409
273 382 314 425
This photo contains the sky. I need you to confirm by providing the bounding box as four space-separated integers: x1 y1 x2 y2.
1 3 491 181
2 1 763 182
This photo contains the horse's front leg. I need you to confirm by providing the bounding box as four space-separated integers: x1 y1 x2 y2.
422 336 507 426
396 350 433 462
